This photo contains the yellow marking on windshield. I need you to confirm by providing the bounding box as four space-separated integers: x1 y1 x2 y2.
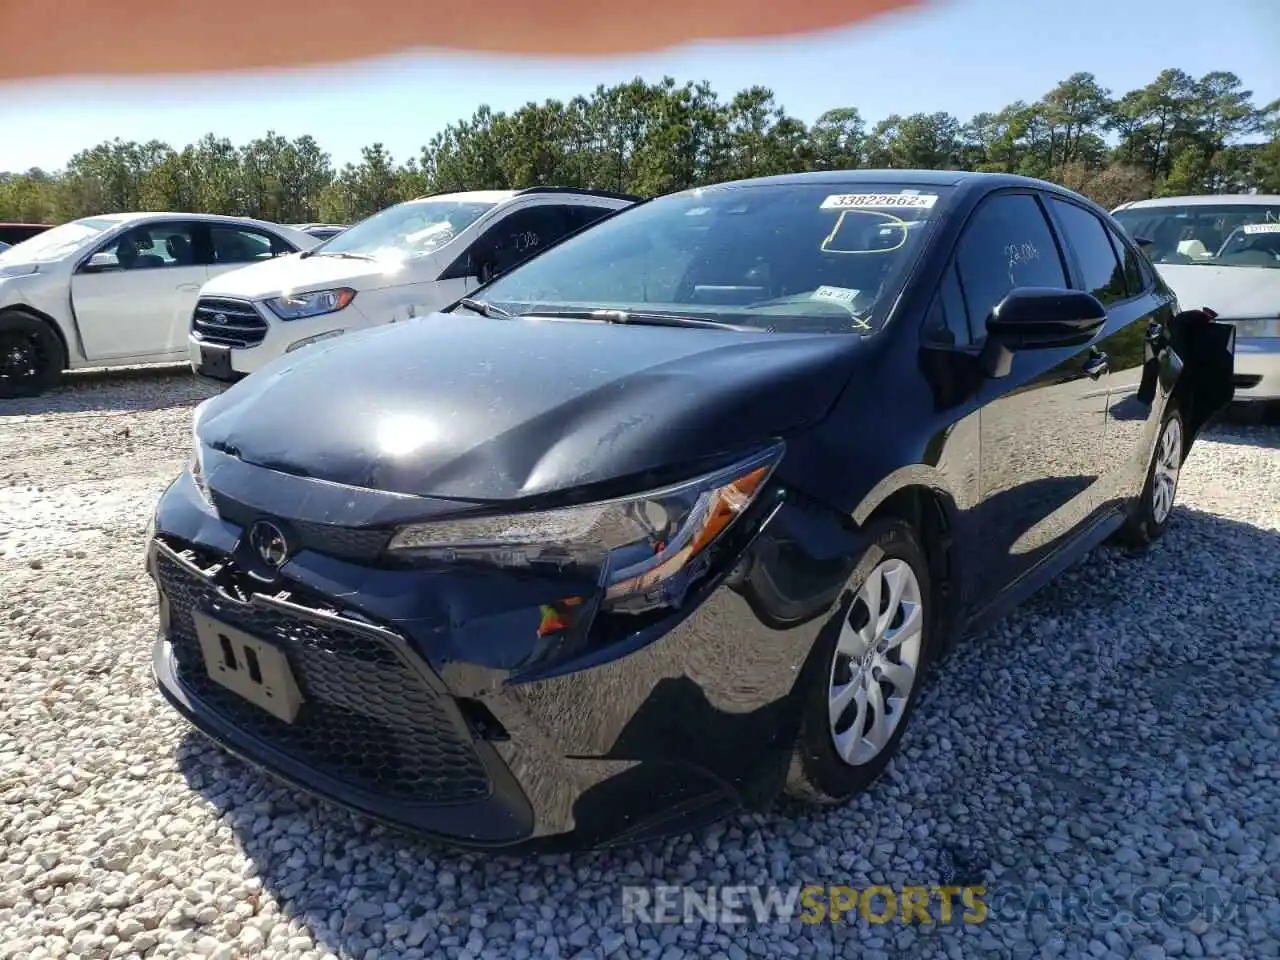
820 209 910 255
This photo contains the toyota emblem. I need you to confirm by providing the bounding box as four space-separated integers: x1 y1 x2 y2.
211 313 229 325
249 520 290 568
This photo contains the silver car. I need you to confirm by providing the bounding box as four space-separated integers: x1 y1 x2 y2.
1113 194 1280 406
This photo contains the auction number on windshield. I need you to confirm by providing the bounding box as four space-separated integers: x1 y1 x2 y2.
821 193 938 210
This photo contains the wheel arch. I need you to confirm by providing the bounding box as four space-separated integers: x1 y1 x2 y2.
0 303 71 370
853 469 961 654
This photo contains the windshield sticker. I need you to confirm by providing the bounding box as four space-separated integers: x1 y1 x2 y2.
1242 223 1280 235
821 193 938 211
811 285 861 304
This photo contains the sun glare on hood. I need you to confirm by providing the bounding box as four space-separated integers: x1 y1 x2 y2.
375 413 440 457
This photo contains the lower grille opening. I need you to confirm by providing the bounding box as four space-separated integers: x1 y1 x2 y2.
155 541 491 806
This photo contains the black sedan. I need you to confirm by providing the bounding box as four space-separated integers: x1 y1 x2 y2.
146 170 1235 850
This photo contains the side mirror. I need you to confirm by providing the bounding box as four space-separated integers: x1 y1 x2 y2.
78 252 118 274
1133 236 1154 249
980 287 1107 378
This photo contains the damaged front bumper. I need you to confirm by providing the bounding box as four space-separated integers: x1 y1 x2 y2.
145 463 861 850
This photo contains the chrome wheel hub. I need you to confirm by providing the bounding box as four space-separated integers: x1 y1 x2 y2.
828 557 924 767
1151 416 1182 525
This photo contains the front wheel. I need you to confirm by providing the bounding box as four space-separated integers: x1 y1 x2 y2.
784 518 935 806
1119 405 1184 548
0 311 64 399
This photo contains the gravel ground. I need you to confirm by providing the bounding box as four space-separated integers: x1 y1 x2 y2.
2 368 1278 960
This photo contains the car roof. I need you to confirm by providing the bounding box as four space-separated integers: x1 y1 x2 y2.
79 212 308 232
682 169 1095 206
407 190 522 205
407 187 639 206
1113 194 1280 211
704 169 1062 190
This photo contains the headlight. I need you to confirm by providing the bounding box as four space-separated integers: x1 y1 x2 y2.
189 400 212 505
386 445 782 613
264 287 356 321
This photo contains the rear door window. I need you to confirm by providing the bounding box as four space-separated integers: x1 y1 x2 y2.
1048 198 1129 305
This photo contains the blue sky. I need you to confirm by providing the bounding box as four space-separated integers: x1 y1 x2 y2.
1 0 1276 174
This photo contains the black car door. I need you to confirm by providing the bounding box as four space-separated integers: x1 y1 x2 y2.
1043 196 1173 516
952 190 1112 601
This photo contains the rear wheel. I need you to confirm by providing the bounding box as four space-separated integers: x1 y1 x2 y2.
1119 404 1184 548
0 311 64 399
785 518 935 806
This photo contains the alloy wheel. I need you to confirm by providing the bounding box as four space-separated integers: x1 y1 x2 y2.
1151 415 1183 526
0 333 41 383
828 557 924 766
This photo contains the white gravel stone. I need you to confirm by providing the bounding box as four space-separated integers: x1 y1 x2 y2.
2 370 1278 960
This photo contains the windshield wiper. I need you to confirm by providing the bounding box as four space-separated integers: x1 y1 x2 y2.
457 298 513 319
302 250 374 261
523 308 761 332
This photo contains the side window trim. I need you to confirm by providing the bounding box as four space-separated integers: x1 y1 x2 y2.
950 261 974 343
920 259 974 348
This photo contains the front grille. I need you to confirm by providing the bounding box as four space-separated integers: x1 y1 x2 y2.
192 298 269 348
209 491 392 563
155 540 491 805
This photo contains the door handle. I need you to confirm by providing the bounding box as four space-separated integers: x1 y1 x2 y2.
176 282 202 292
1082 350 1110 380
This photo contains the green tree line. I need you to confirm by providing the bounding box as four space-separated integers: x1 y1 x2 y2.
2 67 1276 226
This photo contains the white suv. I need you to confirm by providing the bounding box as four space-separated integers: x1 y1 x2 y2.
188 187 637 383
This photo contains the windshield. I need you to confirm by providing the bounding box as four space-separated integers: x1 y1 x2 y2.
312 198 496 260
1113 202 1280 269
474 182 950 333
0 217 120 263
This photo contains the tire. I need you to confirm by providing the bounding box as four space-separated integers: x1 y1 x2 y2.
784 518 936 806
1118 404 1185 549
0 311 64 399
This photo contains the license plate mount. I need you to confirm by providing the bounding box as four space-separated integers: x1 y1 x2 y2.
198 344 234 380
193 611 304 723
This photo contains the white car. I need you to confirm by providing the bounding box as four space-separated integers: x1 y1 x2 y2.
0 212 319 398
1112 194 1280 404
187 187 636 383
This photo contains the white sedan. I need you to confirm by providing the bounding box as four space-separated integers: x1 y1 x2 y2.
0 212 319 397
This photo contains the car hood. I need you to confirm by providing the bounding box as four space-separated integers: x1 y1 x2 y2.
197 313 862 501
1156 264 1280 319
199 250 442 299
